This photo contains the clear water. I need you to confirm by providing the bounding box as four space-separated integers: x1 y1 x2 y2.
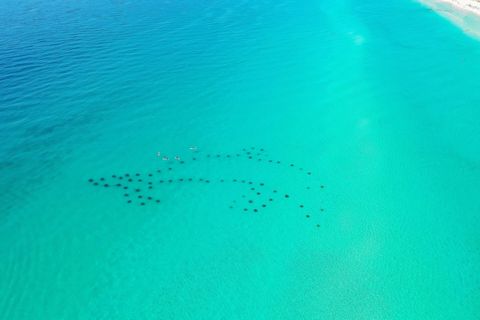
1 0 480 318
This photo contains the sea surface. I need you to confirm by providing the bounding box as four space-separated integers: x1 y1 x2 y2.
1 0 479 318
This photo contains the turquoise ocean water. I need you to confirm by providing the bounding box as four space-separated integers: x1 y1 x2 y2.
1 0 480 318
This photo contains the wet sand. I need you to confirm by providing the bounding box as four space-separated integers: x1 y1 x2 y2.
420 0 480 38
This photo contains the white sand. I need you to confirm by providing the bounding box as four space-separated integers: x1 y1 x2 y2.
419 0 480 38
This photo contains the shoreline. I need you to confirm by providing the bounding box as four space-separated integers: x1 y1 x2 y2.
444 0 480 15
419 0 480 39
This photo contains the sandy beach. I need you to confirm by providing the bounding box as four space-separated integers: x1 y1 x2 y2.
441 0 480 15
420 0 480 38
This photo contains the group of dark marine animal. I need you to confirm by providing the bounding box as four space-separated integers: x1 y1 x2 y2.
87 147 326 229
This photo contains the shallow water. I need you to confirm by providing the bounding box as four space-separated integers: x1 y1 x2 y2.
1 0 480 318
